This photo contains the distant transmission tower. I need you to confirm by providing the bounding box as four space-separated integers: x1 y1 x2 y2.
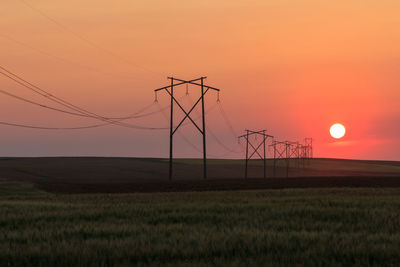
270 140 290 178
238 130 273 178
304 137 313 164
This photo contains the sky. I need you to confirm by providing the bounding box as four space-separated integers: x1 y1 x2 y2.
0 0 399 160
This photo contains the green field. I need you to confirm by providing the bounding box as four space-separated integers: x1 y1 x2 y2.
1 176 400 266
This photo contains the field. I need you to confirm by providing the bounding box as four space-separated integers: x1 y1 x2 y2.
1 157 400 193
1 158 400 266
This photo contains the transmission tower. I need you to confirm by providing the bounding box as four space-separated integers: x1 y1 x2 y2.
287 141 300 168
298 144 308 167
304 137 313 166
154 77 220 180
270 140 289 177
304 138 313 158
238 130 273 179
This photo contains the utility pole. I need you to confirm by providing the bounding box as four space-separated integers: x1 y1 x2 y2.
200 77 207 178
154 77 220 180
263 130 266 179
273 140 276 177
169 78 174 180
245 130 249 178
285 141 290 178
238 130 273 179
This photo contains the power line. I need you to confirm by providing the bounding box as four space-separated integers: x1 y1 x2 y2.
0 89 169 130
0 33 140 83
108 102 160 120
18 0 162 76
186 94 242 154
0 67 101 118
0 91 177 130
0 87 169 130
0 68 167 121
217 103 239 138
207 128 243 154
0 121 109 130
0 66 165 129
0 87 91 118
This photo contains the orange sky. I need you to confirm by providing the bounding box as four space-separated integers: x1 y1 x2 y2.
0 0 399 160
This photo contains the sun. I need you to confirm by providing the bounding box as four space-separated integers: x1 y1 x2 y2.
330 123 346 139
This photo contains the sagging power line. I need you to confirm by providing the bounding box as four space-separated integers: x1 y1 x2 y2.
0 66 168 130
18 0 162 76
0 33 141 83
186 93 243 155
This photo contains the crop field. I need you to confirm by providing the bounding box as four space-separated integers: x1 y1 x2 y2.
1 158 400 266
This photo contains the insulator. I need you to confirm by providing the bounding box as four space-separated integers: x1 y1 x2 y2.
186 84 189 95
217 91 220 103
154 91 158 103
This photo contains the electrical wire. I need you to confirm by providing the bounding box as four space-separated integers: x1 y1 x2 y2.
186 94 243 155
0 88 170 130
0 33 140 83
207 129 243 154
0 121 109 130
0 66 166 129
0 68 167 120
18 0 162 76
0 87 91 118
0 68 105 119
0 68 185 131
217 103 239 138
0 96 176 130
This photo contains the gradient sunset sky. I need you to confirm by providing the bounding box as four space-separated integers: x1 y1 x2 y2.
1 0 399 160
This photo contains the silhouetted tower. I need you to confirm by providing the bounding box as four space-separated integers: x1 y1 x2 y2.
288 141 300 168
154 77 220 180
238 130 273 178
305 138 313 158
270 140 290 177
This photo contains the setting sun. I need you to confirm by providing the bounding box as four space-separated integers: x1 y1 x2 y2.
330 123 346 139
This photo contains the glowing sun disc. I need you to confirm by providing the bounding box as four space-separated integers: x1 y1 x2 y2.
330 123 346 139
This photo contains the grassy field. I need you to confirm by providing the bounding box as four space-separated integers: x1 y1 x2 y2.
1 178 400 266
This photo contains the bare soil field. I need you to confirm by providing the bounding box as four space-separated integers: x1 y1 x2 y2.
1 157 399 193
